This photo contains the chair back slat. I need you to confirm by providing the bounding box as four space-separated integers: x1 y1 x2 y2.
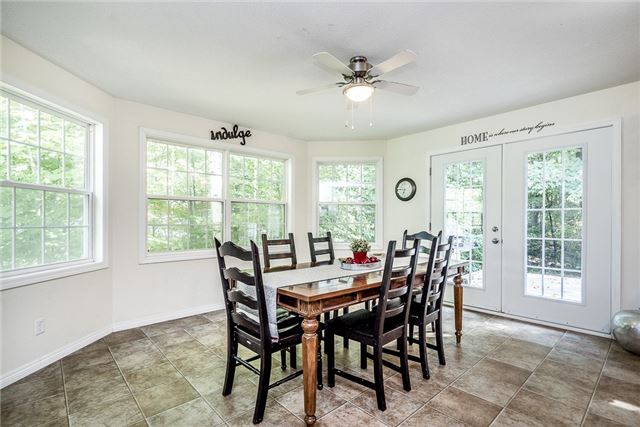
307 232 335 264
262 233 297 268
227 289 259 310
419 235 454 310
215 238 270 343
402 229 442 255
374 239 420 335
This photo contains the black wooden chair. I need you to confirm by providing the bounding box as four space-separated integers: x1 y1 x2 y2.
308 232 350 349
261 233 297 269
215 238 314 424
388 235 453 379
402 229 441 255
326 239 420 411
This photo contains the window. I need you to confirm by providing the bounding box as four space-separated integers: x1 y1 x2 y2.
315 159 382 247
444 160 484 288
0 90 96 280
525 148 583 303
142 133 288 260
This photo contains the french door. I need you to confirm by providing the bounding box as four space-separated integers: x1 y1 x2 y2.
431 146 503 312
430 126 615 332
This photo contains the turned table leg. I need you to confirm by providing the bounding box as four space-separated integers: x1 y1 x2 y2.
454 266 464 344
302 317 319 425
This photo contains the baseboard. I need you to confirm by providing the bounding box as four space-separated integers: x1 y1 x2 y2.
0 325 112 389
112 303 225 331
1 303 225 388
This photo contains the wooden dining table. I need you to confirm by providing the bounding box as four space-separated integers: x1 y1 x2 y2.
268 260 467 425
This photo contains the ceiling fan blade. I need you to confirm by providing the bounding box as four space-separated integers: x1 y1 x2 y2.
312 52 352 76
369 49 417 76
296 83 340 96
374 80 420 96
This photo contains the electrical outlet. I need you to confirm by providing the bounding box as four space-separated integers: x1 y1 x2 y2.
35 318 45 336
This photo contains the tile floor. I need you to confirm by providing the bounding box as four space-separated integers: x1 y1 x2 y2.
2 307 639 427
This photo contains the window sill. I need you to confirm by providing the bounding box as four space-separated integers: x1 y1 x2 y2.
140 250 217 265
0 260 109 291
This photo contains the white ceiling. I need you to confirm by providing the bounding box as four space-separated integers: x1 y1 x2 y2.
2 2 639 141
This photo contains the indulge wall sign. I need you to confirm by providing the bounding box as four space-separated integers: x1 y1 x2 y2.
210 124 252 145
460 121 556 146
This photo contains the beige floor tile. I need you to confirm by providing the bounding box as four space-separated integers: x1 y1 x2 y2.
63 360 122 392
134 377 199 418
453 358 530 406
148 330 194 349
66 373 131 414
323 368 369 400
588 375 640 426
514 323 565 347
317 402 387 427
111 339 167 372
487 338 551 371
203 380 263 420
506 388 585 426
523 358 599 411
582 411 627 426
556 332 611 361
277 386 346 421
0 371 64 409
172 314 211 329
602 344 640 385
104 329 146 347
385 371 448 403
62 347 114 375
427 387 501 427
226 399 302 426
547 347 605 374
491 408 548 426
140 321 185 337
122 361 183 393
160 339 210 361
10 362 61 386
1 393 67 426
68 394 143 427
351 385 424 426
399 405 467 427
146 397 223 427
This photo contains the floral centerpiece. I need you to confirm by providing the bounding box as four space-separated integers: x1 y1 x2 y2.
348 239 374 264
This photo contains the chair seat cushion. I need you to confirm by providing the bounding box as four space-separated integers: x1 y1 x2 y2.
326 308 403 339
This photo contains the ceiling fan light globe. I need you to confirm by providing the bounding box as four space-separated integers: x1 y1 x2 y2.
343 83 374 103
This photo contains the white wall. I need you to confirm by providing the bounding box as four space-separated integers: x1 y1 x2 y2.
384 81 640 310
1 36 115 379
110 99 309 327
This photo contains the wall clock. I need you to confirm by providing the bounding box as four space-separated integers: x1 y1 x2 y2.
395 177 416 201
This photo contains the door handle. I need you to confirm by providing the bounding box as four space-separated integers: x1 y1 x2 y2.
492 226 499 232
491 238 500 244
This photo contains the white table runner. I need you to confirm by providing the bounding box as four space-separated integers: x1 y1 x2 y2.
262 264 384 338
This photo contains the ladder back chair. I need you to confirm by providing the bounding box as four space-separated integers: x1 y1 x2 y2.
261 233 297 269
326 239 421 411
307 232 350 348
215 238 309 424
400 235 453 379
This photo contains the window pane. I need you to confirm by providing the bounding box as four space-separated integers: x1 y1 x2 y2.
169 171 188 196
564 210 582 239
64 121 86 156
544 210 561 239
147 141 168 168
41 149 64 186
44 227 67 264
0 187 13 227
169 200 189 225
169 145 188 171
69 194 88 226
527 211 542 238
169 226 189 251
526 267 543 297
564 241 582 270
64 154 85 189
527 152 543 209
206 151 222 175
10 142 38 183
15 188 42 227
544 240 561 268
563 271 582 302
564 149 583 208
40 112 63 151
0 228 12 270
543 269 562 299
15 228 42 268
68 227 88 260
527 239 542 267
188 148 206 172
147 168 168 195
148 225 168 253
45 192 68 227
147 199 168 225
10 100 38 144
0 139 7 180
230 202 284 248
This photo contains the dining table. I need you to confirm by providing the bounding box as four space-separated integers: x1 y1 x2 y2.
265 259 467 425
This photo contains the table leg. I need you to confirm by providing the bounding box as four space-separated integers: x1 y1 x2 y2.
454 266 464 344
301 317 318 425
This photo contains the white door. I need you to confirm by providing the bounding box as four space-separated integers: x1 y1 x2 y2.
431 146 502 311
502 126 614 333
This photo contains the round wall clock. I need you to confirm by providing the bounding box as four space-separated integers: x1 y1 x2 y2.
395 177 416 201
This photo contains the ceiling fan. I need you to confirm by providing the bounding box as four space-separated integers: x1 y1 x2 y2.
296 50 419 102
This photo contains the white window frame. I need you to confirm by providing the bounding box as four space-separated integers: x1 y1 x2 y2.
311 157 383 251
0 83 108 290
139 128 293 264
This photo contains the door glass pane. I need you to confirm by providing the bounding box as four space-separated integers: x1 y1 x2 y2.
444 160 484 288
525 148 584 302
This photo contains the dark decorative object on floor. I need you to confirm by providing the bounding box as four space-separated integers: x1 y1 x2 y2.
612 308 640 355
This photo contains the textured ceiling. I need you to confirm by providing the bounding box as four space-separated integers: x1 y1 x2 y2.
2 2 639 140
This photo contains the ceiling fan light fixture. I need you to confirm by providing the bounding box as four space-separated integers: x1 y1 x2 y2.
343 82 374 103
